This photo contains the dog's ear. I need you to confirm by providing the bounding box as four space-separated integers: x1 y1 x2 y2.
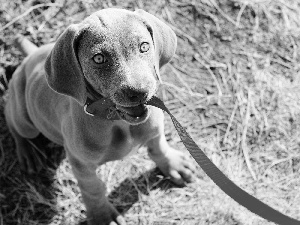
134 9 177 69
45 24 87 105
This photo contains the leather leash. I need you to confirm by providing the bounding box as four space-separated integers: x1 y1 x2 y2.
146 96 300 225
84 93 300 225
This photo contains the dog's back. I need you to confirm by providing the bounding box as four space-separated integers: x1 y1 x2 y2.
6 42 65 144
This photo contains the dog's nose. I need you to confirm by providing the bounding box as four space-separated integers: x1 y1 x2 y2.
121 88 148 103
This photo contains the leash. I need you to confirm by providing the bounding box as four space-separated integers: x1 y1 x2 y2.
84 95 300 225
146 96 300 225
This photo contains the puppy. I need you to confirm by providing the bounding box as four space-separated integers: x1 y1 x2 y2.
5 8 195 225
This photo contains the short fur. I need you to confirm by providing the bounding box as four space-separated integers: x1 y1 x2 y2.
5 8 195 225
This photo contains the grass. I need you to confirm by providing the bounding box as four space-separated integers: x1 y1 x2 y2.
1 0 300 224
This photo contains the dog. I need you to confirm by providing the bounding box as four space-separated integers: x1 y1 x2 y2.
5 8 195 225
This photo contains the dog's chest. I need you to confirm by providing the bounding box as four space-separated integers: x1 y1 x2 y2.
111 122 154 147
102 120 158 161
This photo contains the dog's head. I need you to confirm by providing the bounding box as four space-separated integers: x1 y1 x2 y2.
45 8 176 125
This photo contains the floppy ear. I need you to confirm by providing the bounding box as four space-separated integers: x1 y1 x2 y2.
134 9 177 69
45 24 87 105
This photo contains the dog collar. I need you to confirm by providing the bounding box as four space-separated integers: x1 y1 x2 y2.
83 79 120 120
84 97 120 120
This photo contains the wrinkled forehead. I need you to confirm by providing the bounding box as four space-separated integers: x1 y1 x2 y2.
79 9 151 46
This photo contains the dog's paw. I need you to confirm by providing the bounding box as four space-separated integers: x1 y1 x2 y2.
151 148 196 186
108 215 126 225
87 203 126 225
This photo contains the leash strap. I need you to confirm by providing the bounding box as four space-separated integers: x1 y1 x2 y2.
146 96 300 225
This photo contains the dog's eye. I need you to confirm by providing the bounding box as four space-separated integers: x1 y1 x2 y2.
93 54 106 64
140 42 150 53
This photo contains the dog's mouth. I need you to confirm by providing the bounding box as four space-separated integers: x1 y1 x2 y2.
115 104 150 124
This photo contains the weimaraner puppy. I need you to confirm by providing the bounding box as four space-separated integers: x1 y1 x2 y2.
5 8 195 225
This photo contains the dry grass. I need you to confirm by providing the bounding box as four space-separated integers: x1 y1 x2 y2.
1 0 300 224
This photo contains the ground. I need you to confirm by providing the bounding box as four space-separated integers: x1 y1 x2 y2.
1 0 300 224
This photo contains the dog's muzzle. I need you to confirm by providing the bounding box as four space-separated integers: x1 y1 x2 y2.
115 104 150 124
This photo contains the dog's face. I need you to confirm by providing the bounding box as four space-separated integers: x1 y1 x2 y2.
78 12 158 124
45 8 177 125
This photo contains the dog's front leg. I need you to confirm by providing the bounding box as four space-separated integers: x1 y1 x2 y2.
67 152 126 225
